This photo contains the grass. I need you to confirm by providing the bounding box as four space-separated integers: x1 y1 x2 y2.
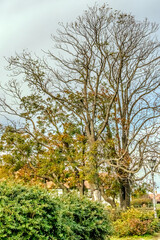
110 233 160 240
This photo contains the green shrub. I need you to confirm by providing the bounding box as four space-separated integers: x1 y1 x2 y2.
0 182 57 239
157 209 160 218
113 207 159 237
107 208 122 222
54 192 112 240
0 182 111 240
131 198 153 208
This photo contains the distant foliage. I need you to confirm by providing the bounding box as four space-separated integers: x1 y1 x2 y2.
131 198 153 208
0 182 111 240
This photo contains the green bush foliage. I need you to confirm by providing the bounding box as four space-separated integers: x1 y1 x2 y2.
131 198 153 208
0 182 111 240
107 208 122 222
157 209 160 218
113 207 159 237
0 182 57 239
54 192 112 240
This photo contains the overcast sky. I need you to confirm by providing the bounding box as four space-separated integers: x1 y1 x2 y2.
1 0 160 60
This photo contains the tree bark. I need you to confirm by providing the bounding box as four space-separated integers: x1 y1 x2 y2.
93 189 101 202
101 191 116 208
119 178 131 210
79 180 85 196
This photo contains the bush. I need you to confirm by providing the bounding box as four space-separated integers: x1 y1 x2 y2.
113 207 159 237
0 182 111 240
0 182 57 239
54 192 112 240
157 209 160 218
107 208 122 222
131 198 153 208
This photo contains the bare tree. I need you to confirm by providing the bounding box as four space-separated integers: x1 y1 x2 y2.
110 17 160 207
0 4 160 208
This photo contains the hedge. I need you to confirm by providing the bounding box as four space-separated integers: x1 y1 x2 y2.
0 182 111 240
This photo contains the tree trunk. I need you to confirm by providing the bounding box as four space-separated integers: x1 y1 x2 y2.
93 189 101 201
119 178 131 209
79 180 85 196
101 191 116 208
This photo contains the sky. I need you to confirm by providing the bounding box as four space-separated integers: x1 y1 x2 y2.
0 0 160 189
1 0 160 63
